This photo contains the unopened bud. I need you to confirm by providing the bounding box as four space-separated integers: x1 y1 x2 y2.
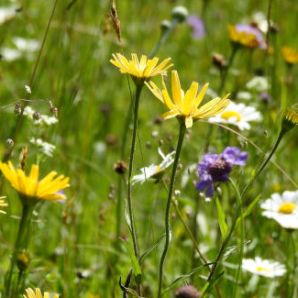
172 6 188 23
17 250 30 271
113 160 127 174
6 138 14 147
175 285 201 298
212 53 227 70
160 19 172 31
33 111 41 120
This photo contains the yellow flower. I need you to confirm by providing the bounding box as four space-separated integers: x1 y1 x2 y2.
228 25 264 49
282 47 298 65
146 70 230 128
23 288 59 298
0 196 7 214
110 53 172 79
0 162 69 201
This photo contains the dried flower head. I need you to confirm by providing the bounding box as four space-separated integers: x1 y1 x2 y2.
146 70 230 128
110 53 172 80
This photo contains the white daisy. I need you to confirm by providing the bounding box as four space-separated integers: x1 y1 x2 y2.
208 102 262 130
13 37 40 52
246 76 269 92
0 6 16 25
260 190 298 229
242 257 286 278
131 148 175 184
30 138 56 157
0 47 21 61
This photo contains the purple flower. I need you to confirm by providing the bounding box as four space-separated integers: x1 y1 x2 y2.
187 15 205 39
235 24 266 49
196 147 248 197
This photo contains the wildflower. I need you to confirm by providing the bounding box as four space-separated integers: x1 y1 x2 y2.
208 102 262 130
23 107 58 125
0 47 21 62
251 12 268 33
261 190 298 229
146 70 230 128
242 257 286 278
196 147 248 197
172 6 189 23
0 6 16 25
281 47 298 65
228 24 266 49
246 76 269 92
237 91 252 101
13 37 40 52
187 15 205 39
23 288 59 298
281 106 298 133
132 148 175 184
0 162 69 201
30 138 56 157
0 196 8 214
175 284 201 298
110 53 172 80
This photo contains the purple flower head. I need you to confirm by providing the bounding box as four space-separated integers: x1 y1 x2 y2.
259 92 271 104
196 147 248 197
235 24 266 49
187 15 205 39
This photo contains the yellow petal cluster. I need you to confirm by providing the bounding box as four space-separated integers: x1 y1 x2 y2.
0 196 7 214
146 70 230 128
0 162 69 201
282 47 298 65
110 53 172 79
228 25 259 48
23 288 59 298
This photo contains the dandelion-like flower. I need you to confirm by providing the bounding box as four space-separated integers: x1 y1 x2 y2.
146 70 230 128
208 102 262 130
281 105 298 133
196 147 248 197
132 148 175 184
282 47 298 65
228 24 266 49
110 53 172 79
0 162 69 201
261 190 298 229
0 196 8 214
23 288 59 298
242 257 286 278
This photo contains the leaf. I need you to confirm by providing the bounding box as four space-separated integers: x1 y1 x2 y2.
215 197 228 239
123 241 142 284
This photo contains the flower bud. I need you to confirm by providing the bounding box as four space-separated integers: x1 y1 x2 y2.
160 19 172 31
17 250 30 271
175 285 201 298
172 6 189 23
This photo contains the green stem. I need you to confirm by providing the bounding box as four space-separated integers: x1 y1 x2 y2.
229 178 244 298
126 82 144 295
157 121 186 298
149 19 178 58
5 203 32 298
218 45 238 95
241 130 284 200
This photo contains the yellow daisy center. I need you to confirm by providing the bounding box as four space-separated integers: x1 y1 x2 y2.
221 110 242 121
256 266 270 272
278 202 296 214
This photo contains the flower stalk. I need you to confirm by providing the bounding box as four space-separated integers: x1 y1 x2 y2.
127 82 144 261
5 201 35 298
157 120 186 298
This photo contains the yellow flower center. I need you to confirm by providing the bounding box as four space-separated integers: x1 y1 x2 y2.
221 110 242 121
256 266 269 272
278 202 296 214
